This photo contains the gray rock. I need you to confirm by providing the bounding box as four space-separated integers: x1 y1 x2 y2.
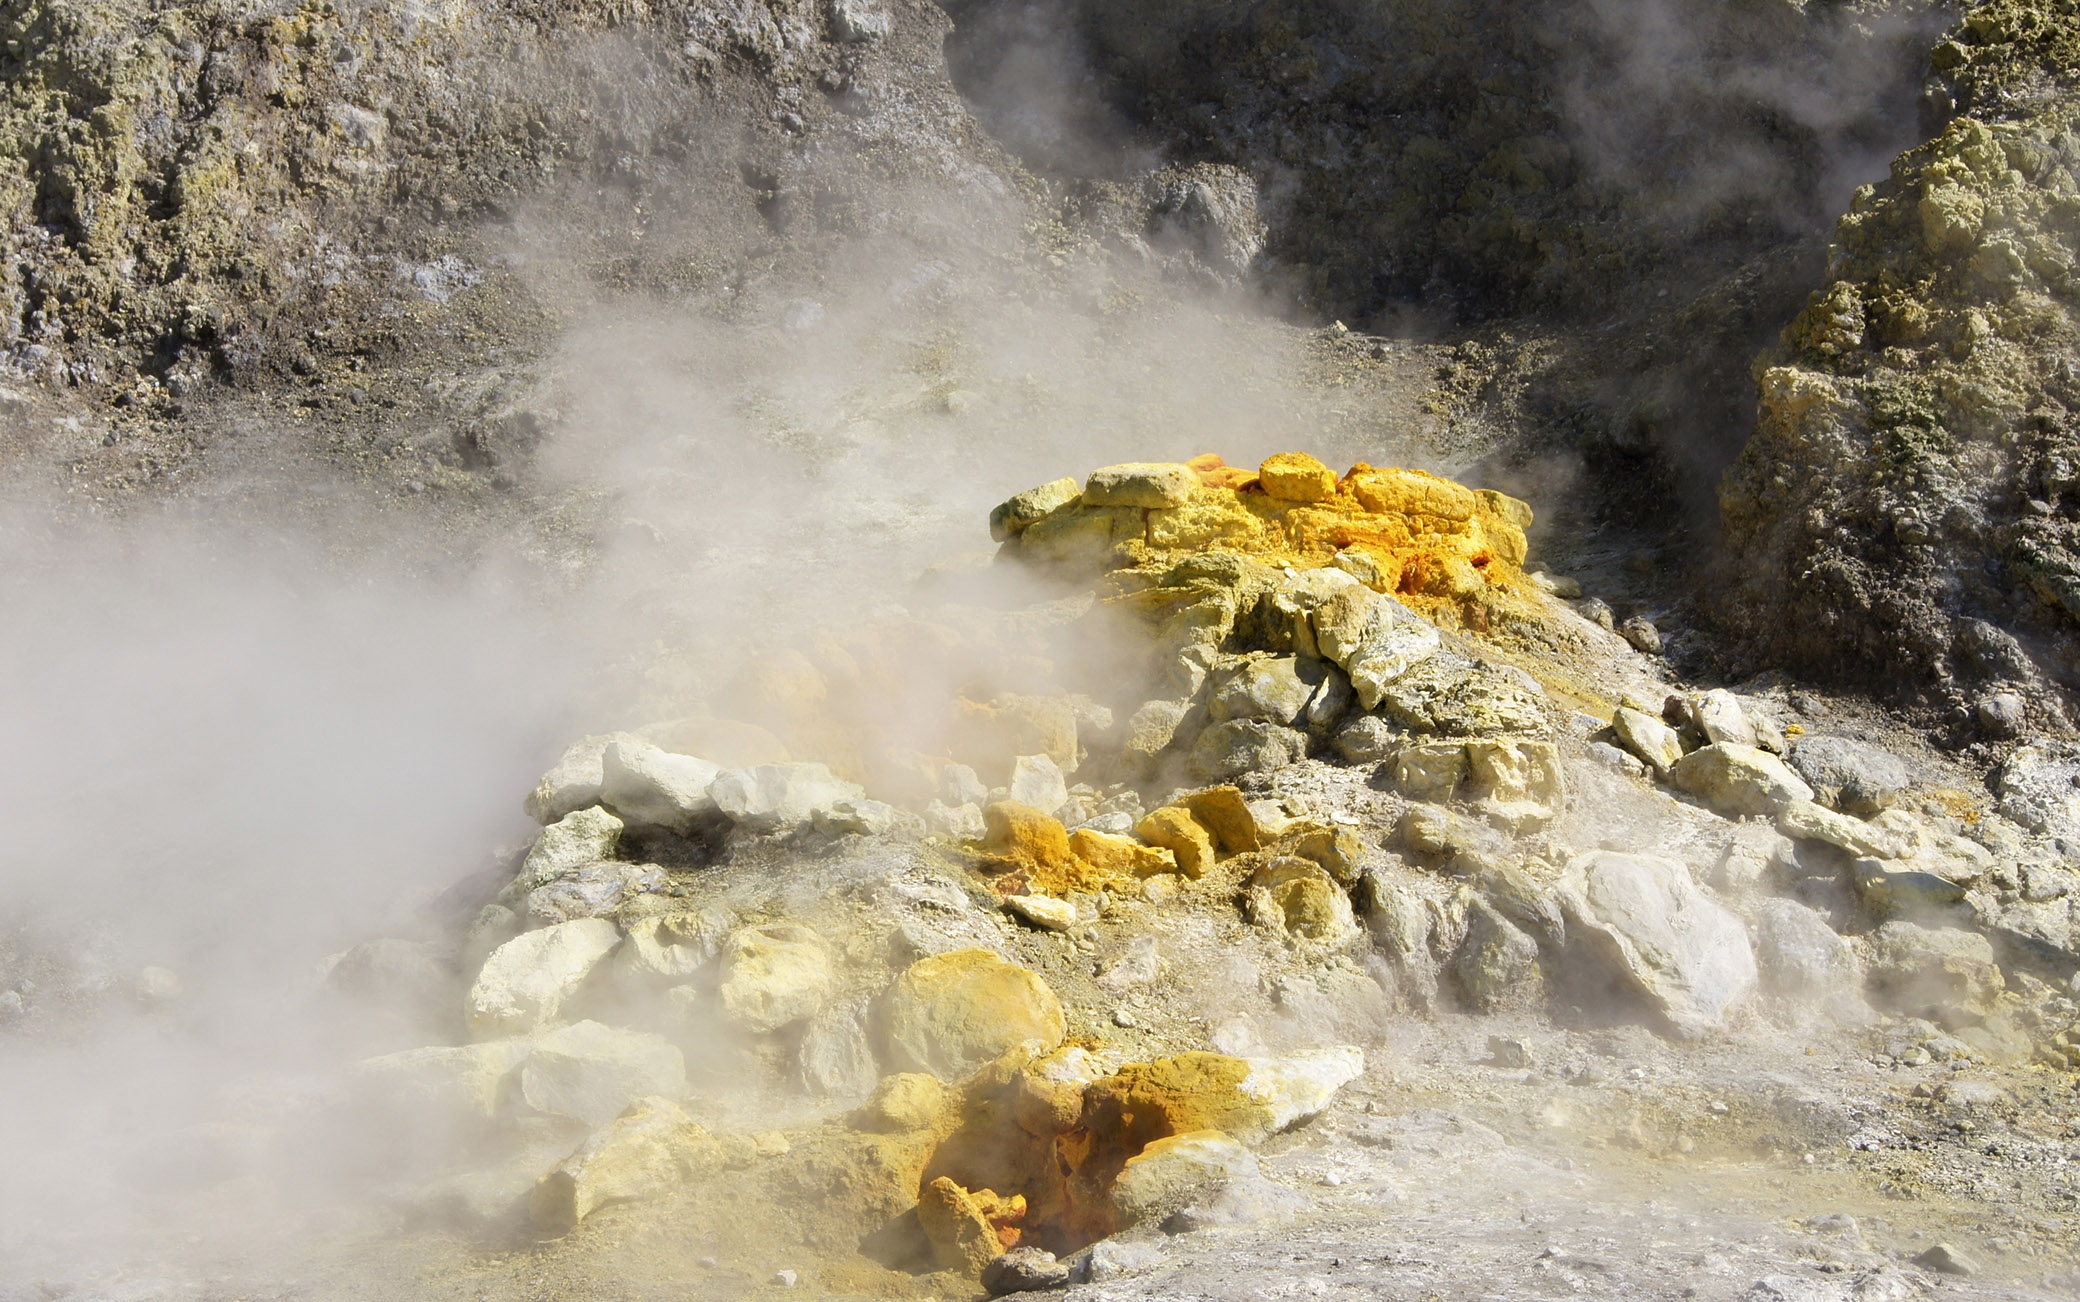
526 863 667 925
1121 699 1195 773
1082 462 1198 508
981 1246 1072 1295
1976 691 2027 738
519 1020 687 1125
1209 655 1316 726
1751 899 1861 1001
1075 811 1137 836
531 1095 713 1235
923 800 987 841
710 763 868 833
829 0 891 42
1077 1238 1165 1283
941 763 989 808
1692 689 1758 748
1186 719 1307 782
1586 740 1648 776
1619 615 1662 653
1995 740 2080 841
1332 715 1398 765
1453 899 1544 1013
1109 1129 1260 1226
467 917 621 1037
1913 1243 1978 1277
1007 753 1069 813
1574 596 1615 629
1669 744 1816 817
1789 737 1912 815
599 740 720 833
1372 658 1550 736
1559 851 1758 1038
519 806 624 891
1861 921 2004 1021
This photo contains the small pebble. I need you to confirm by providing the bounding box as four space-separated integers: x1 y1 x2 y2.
1619 615 1663 654
772 1269 798 1287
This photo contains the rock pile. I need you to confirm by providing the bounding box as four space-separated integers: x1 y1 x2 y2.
328 454 2080 1291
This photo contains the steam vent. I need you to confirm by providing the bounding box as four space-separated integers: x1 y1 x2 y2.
16 0 2080 1296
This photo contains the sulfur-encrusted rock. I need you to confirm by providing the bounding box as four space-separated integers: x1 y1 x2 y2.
613 911 725 988
1256 451 1337 502
1312 588 1443 710
518 806 625 892
466 917 620 1037
718 923 834 1034
990 477 1081 541
531 1095 716 1234
1120 698 1197 774
880 949 1066 1079
599 739 721 833
1136 806 1217 878
710 762 867 833
519 1020 688 1126
1068 827 1177 877
1083 462 1199 508
1246 857 1360 948
1668 743 1815 817
1559 851 1757 1039
1208 655 1317 725
1181 785 1260 853
1082 1046 1363 1146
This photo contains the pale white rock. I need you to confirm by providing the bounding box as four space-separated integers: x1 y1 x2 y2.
1005 893 1077 931
1312 590 1441 710
467 917 620 1037
527 863 668 925
922 800 987 841
1388 741 1468 801
1008 753 1070 813
1464 739 1565 830
1559 851 1757 1039
1751 898 1862 1003
813 797 909 836
1109 1129 1260 1225
612 911 726 988
1612 706 1684 773
1693 689 1758 748
1226 1046 1365 1143
710 763 867 833
717 923 833 1033
524 733 636 824
1668 743 1815 817
519 1020 687 1125
599 740 720 833
531 1095 715 1234
352 1038 536 1128
1776 800 1910 860
519 806 624 891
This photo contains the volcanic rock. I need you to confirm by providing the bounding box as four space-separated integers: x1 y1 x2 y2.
466 917 620 1037
1559 851 1758 1038
1256 452 1337 502
1135 806 1217 878
990 478 1081 542
519 1020 688 1126
518 806 625 892
1187 718 1308 781
710 762 867 833
1788 737 1912 815
1082 462 1199 508
525 734 637 824
880 948 1067 1079
1751 899 1862 1002
1612 706 1684 773
1108 1129 1260 1226
599 739 721 833
718 923 834 1034
1668 744 1816 817
531 1095 715 1234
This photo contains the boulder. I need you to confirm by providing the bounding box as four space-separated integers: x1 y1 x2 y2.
1372 659 1551 736
1246 858 1360 948
879 948 1067 1079
1388 741 1468 801
1256 451 1337 502
923 800 988 841
718 923 834 1034
466 917 620 1037
1453 898 1544 1013
351 1038 536 1130
518 806 625 891
1082 1046 1363 1146
1186 719 1307 781
1788 737 1912 815
1255 565 1362 656
519 1020 688 1125
1559 851 1757 1038
526 862 667 925
1005 893 1077 931
1208 655 1316 725
525 733 637 824
1463 739 1565 830
981 1245 1073 1295
1862 921 2004 1022
710 762 868 833
1995 740 2080 842
1775 800 1909 860
1082 462 1199 508
1181 785 1260 852
1120 699 1196 773
1108 1129 1260 1226
613 911 725 987
799 1002 879 1098
531 1095 716 1234
1611 706 1683 773
1311 588 1441 710
1068 827 1177 877
599 740 720 833
1668 744 1815 817
989 477 1081 541
1135 806 1216 878
1751 899 1861 1002
1691 689 1758 748
1007 753 1069 814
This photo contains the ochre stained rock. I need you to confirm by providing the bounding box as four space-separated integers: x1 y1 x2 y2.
1068 827 1178 878
1134 806 1218 878
1257 451 1337 502
918 1176 1026 1274
880 949 1068 1079
1181 785 1260 853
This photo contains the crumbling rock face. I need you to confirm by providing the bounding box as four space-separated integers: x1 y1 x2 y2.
1718 1 2080 727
